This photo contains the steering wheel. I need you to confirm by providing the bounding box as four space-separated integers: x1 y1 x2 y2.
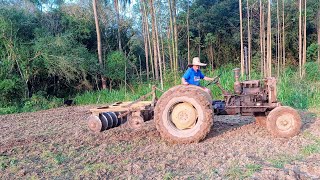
205 73 221 87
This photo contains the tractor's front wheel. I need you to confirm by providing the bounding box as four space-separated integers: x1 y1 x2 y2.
154 86 213 144
266 106 301 138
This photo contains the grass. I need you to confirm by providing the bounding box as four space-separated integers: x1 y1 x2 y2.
105 142 133 155
300 131 320 156
41 151 67 166
225 163 262 179
267 132 320 170
74 62 320 110
163 171 175 180
78 163 114 177
0 155 18 171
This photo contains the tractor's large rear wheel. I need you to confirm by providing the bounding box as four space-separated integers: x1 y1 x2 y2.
266 106 301 138
154 86 213 144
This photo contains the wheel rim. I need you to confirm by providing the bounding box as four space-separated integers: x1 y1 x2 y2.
276 113 295 131
171 102 197 130
162 96 205 138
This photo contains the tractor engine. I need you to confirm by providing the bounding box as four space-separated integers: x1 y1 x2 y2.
213 68 279 116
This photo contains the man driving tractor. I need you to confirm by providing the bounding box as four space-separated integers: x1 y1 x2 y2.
181 57 215 95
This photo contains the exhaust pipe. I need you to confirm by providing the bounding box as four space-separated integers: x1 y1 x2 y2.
244 46 249 80
233 68 241 94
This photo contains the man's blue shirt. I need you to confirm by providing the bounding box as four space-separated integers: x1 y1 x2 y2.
182 68 205 86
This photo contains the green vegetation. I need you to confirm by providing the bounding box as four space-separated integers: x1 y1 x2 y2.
0 0 319 114
267 132 320 170
1 63 319 114
225 163 262 179
0 155 18 171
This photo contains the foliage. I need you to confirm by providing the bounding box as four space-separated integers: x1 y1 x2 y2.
21 92 63 112
105 51 126 82
0 0 320 114
278 62 320 109
307 43 319 62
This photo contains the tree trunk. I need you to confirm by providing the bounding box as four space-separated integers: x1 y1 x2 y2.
160 27 166 73
263 8 267 77
114 0 122 51
140 0 149 80
168 0 175 71
167 26 173 70
277 0 280 77
239 0 244 77
154 3 163 88
260 0 264 77
198 25 201 57
299 0 302 78
210 44 214 70
187 0 190 64
318 7 320 66
282 0 286 67
143 0 154 80
246 0 251 79
173 0 178 71
303 0 307 77
92 0 106 89
149 0 159 80
267 0 272 77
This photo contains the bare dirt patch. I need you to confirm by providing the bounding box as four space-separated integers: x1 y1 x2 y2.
0 106 319 179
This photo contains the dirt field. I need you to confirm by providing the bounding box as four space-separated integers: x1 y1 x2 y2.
1 105 320 179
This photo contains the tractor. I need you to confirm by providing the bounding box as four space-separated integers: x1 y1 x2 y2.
87 68 302 144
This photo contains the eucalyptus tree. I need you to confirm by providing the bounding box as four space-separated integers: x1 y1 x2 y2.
267 0 271 77
318 7 320 65
239 0 244 76
109 0 131 51
93 0 106 89
282 0 285 67
205 33 216 70
299 0 302 77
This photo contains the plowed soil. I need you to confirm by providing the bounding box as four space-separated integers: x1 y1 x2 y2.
1 105 320 179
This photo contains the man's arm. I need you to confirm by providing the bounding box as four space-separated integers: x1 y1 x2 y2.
203 76 215 81
181 77 189 85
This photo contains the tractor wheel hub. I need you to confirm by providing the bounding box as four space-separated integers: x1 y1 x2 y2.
276 114 294 131
171 102 197 130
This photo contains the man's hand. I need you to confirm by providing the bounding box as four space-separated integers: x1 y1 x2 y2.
181 77 189 85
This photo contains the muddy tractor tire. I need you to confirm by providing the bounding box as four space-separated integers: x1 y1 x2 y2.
154 85 213 144
266 106 302 138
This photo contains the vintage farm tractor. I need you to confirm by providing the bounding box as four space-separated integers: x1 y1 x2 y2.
87 68 301 144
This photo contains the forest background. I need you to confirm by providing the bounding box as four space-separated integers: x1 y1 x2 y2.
0 0 320 114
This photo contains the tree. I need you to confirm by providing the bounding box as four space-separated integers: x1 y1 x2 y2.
299 0 302 78
277 0 281 77
260 0 265 77
149 0 159 80
246 0 251 78
282 0 286 67
239 0 244 77
187 0 190 63
139 0 149 80
112 0 131 51
267 0 272 77
318 6 320 65
303 0 307 77
92 0 106 89
205 33 216 70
